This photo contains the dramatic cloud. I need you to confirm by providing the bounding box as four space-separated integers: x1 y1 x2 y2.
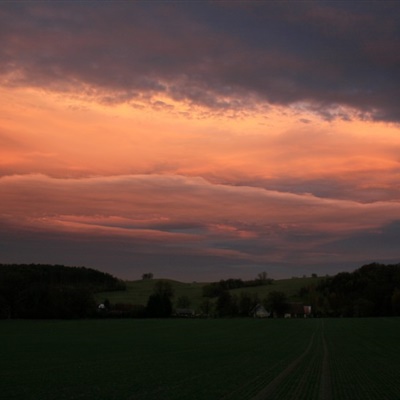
1 174 400 279
0 2 399 121
1 2 399 279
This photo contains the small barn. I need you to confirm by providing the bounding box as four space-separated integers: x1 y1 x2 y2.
251 304 270 318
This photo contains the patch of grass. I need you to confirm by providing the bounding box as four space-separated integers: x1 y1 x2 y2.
229 276 324 302
95 279 207 309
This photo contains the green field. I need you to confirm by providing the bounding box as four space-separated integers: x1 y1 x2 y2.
1 318 400 399
95 279 208 309
94 276 321 309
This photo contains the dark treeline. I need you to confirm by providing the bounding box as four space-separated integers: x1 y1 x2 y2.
0 264 126 319
213 291 262 317
3 263 400 319
202 272 273 298
299 263 400 317
199 272 282 318
202 290 293 318
142 280 283 318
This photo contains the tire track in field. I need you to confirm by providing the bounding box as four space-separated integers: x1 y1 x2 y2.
287 345 321 400
249 332 316 400
319 321 332 400
249 321 333 400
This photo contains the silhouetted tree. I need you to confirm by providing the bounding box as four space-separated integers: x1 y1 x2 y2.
176 295 191 308
145 281 174 317
199 299 213 316
266 291 289 317
216 291 239 317
238 292 260 316
257 271 268 284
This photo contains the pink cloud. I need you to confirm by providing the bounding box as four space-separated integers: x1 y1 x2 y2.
1 173 400 278
2 173 400 240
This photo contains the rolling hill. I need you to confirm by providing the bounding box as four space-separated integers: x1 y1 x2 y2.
94 276 324 310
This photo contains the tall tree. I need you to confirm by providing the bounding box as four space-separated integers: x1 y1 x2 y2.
146 281 174 317
266 291 289 317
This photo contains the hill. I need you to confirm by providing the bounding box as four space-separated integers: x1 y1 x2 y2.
1 263 320 318
0 264 126 318
3 262 400 318
95 279 207 310
95 276 323 311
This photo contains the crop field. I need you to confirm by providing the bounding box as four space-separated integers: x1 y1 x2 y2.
1 318 400 399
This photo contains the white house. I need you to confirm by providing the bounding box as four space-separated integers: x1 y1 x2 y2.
251 304 270 318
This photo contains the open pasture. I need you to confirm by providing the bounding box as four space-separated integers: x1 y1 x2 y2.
1 318 400 399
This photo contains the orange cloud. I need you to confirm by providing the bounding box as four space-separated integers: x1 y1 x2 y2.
1 75 400 278
2 86 399 189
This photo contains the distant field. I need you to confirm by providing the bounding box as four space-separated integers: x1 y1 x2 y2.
95 279 207 309
94 276 322 308
1 318 400 399
229 276 323 302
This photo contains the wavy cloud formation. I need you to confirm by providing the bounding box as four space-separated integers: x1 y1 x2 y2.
1 2 400 279
1 174 400 279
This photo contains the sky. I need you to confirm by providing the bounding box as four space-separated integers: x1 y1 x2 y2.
1 1 400 281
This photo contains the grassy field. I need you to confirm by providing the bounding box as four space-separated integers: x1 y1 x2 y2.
1 318 400 399
94 276 322 309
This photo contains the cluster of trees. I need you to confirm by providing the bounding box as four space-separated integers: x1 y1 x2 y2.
207 290 289 318
145 281 174 317
0 264 126 319
299 263 400 317
99 281 175 318
202 272 273 298
214 291 260 317
142 280 287 318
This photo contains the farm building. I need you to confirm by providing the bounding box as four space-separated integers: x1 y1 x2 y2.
284 303 312 318
251 304 270 318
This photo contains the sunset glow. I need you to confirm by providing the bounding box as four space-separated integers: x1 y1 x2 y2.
1 2 399 280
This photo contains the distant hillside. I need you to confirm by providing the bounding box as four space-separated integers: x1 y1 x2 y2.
0 264 325 318
95 276 323 311
95 279 206 309
229 276 324 301
0 264 126 318
3 262 399 319
0 263 126 291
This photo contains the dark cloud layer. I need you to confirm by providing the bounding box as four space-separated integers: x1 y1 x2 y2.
2 174 400 280
1 2 399 121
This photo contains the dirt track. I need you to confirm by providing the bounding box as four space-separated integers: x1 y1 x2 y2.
250 321 331 400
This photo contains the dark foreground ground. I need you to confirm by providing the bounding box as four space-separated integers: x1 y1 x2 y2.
1 318 400 399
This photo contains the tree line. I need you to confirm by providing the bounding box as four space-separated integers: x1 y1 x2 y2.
0 264 126 319
3 263 400 319
204 289 289 318
202 272 273 298
299 263 400 317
